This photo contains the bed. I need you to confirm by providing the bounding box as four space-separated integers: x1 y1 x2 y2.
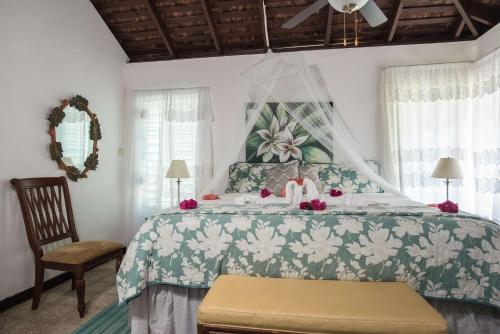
118 162 500 334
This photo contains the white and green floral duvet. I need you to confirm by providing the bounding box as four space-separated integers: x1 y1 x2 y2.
117 204 500 309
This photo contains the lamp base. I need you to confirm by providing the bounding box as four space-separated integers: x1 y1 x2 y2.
444 178 450 202
176 178 181 205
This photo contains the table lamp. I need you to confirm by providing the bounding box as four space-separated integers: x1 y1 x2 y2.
431 157 463 201
166 160 191 204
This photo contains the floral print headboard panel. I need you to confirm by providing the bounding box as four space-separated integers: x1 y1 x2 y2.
245 102 333 163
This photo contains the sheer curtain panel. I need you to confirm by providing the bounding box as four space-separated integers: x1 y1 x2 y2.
126 88 214 240
383 48 500 221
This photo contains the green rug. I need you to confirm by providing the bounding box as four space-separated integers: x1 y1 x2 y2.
73 301 130 334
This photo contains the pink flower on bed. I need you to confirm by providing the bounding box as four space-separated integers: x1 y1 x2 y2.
311 199 327 210
299 201 312 210
180 199 198 210
300 199 326 211
330 189 343 197
260 188 272 198
438 200 459 213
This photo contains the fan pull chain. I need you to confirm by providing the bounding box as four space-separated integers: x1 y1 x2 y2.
343 12 347 47
354 11 359 46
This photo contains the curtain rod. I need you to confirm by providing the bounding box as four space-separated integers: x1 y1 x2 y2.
384 60 472 70
384 45 500 70
133 86 210 93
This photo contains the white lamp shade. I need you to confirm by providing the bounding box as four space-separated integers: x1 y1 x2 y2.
166 160 191 178
431 158 463 180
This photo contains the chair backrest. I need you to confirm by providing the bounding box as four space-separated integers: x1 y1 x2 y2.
10 177 79 255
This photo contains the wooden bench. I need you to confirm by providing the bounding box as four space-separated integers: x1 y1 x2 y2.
197 275 448 334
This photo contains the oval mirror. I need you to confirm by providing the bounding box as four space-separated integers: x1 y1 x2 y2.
48 95 101 181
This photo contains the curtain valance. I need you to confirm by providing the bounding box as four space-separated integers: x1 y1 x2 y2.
472 47 500 97
384 47 500 103
136 88 214 122
383 63 472 103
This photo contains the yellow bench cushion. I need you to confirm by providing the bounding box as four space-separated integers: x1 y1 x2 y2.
42 241 123 264
198 275 448 334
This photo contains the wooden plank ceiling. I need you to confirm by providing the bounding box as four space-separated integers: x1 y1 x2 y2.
90 0 500 62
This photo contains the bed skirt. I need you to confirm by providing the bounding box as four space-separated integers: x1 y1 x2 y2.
129 285 500 334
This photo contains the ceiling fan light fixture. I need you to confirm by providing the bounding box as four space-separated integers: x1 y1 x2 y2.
328 0 368 13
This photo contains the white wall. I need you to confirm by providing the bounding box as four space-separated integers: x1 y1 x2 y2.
475 23 500 58
124 40 478 169
0 0 127 300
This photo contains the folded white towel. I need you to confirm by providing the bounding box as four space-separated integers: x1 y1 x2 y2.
303 178 319 201
256 195 288 205
234 195 259 205
234 194 289 205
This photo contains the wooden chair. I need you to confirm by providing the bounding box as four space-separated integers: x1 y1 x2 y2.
10 177 125 318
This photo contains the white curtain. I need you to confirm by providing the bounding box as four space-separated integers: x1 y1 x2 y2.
383 48 500 221
125 88 214 240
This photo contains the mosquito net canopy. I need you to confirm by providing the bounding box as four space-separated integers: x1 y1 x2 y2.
202 52 401 196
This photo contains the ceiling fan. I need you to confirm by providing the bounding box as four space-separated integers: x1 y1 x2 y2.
282 0 388 29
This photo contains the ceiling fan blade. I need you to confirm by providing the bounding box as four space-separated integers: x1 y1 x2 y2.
359 0 388 27
281 0 329 29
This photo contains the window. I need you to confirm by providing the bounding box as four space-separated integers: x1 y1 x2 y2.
383 53 500 221
133 88 213 213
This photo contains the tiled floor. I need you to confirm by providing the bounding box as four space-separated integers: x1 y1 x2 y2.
0 261 118 334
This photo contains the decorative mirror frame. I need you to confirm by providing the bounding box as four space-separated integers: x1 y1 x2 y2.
48 95 101 181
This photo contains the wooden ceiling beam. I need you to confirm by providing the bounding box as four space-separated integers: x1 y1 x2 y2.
200 0 222 54
451 0 478 37
143 0 176 57
403 4 456 16
325 7 334 46
398 16 457 26
453 19 466 39
386 0 404 42
466 1 499 26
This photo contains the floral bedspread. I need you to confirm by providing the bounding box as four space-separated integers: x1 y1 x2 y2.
117 204 500 309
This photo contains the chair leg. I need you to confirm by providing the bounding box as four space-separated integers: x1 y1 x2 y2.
74 273 86 318
32 260 44 310
71 276 76 290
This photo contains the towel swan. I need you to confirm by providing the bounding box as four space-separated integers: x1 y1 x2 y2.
234 178 319 205
285 178 319 204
